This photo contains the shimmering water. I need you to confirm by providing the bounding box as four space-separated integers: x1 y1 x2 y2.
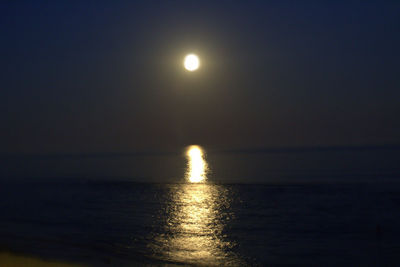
1 146 400 265
149 183 241 266
1 181 400 266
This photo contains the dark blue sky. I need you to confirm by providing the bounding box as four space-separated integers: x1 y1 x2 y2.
1 1 400 155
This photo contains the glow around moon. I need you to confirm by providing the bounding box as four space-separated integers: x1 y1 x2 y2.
184 54 200 71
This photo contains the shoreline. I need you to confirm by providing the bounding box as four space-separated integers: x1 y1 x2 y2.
0 251 83 267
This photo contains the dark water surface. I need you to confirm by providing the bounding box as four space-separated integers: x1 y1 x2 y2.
0 181 400 266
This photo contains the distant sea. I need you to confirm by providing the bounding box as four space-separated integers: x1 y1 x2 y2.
0 180 400 266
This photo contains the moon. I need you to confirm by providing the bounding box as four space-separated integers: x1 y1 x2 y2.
184 54 200 71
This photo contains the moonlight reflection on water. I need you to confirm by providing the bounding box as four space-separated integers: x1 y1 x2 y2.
149 146 241 265
150 184 240 265
186 145 208 183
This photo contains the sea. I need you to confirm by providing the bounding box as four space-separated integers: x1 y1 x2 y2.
0 180 400 266
0 147 400 266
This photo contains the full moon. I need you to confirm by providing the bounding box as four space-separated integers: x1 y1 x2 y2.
184 54 200 71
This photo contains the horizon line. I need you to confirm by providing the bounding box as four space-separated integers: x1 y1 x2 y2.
1 144 399 160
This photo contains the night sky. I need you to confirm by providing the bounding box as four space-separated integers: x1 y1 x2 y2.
1 1 400 156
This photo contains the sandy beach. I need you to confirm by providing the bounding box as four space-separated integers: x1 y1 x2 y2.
0 251 83 267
